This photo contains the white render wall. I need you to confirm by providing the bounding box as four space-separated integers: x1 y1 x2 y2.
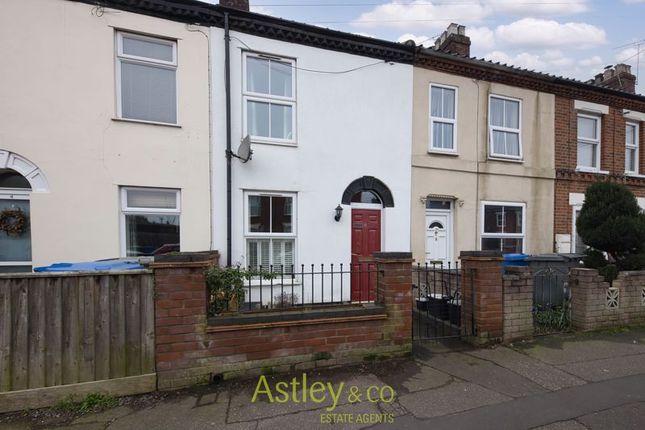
1 0 212 267
210 28 413 268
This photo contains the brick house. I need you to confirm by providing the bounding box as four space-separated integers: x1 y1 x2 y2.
410 30 645 258
553 65 645 253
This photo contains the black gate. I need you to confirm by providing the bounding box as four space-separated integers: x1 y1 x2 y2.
412 262 474 340
532 266 571 334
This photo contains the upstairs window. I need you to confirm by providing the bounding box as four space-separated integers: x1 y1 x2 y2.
577 114 601 171
116 32 177 124
489 96 521 159
243 53 296 144
626 122 639 174
429 84 457 152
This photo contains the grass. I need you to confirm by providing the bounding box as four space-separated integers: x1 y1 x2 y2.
56 393 118 414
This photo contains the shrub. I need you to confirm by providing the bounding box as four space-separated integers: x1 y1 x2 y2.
206 266 275 316
576 182 645 272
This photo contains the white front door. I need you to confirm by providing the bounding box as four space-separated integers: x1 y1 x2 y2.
425 211 451 264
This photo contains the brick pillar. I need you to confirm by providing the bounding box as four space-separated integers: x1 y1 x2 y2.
570 267 608 331
460 251 504 345
374 252 413 349
503 266 534 343
151 251 219 389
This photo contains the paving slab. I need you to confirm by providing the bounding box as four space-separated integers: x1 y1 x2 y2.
577 402 645 430
72 406 134 425
417 351 546 397
227 372 385 422
376 360 453 394
106 394 232 430
556 353 645 382
533 420 588 430
468 347 585 391
397 381 511 419
514 333 645 366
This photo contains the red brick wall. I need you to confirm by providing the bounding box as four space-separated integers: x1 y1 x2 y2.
153 253 413 390
554 96 645 238
460 252 504 344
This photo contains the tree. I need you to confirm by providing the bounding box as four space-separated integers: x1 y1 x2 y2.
577 181 645 271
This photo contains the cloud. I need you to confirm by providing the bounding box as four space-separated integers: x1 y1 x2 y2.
352 1 490 30
468 26 496 51
250 5 275 16
495 18 606 49
487 0 588 16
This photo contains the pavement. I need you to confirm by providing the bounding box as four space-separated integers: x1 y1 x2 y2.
3 328 645 429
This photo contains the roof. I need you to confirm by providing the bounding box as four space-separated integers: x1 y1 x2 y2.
71 0 414 63
72 0 645 104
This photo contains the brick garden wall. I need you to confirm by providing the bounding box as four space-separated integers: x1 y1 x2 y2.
570 268 645 331
153 252 413 390
503 266 534 342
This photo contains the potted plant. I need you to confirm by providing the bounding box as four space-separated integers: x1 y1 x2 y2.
206 266 275 316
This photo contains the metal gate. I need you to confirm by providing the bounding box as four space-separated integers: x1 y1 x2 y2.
532 266 571 334
412 262 474 340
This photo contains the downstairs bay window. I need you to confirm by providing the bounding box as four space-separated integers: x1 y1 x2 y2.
481 201 525 253
245 192 296 272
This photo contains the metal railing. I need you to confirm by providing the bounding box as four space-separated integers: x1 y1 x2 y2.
210 263 378 316
412 262 470 340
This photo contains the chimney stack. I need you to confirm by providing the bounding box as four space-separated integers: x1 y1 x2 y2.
434 23 471 57
219 0 250 11
590 64 636 94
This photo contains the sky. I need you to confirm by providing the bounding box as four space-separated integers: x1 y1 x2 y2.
203 0 645 94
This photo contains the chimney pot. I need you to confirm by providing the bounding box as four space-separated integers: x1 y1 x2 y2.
591 63 636 94
219 0 250 11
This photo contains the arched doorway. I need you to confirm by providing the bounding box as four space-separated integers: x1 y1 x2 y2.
0 169 32 272
341 176 394 302
0 150 49 273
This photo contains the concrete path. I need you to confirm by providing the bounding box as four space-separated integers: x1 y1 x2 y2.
3 329 645 429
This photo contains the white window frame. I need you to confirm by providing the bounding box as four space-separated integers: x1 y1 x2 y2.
115 31 179 125
244 191 297 270
576 113 602 172
480 200 526 253
571 204 587 254
120 187 181 257
488 94 522 160
242 52 297 146
626 121 640 175
0 189 31 268
429 83 458 153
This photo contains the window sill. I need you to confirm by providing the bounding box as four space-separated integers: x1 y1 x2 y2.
488 156 524 164
250 138 298 148
112 117 182 128
575 168 609 175
428 149 459 156
626 173 645 179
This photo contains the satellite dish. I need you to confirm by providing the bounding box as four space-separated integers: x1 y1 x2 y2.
236 135 253 163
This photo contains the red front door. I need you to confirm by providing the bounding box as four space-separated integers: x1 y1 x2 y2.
351 209 381 301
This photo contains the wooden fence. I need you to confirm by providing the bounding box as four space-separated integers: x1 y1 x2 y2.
0 270 155 411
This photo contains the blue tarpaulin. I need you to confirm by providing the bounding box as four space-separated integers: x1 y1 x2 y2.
502 253 529 267
34 261 144 272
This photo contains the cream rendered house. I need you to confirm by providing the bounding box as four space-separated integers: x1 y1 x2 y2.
410 29 556 264
0 0 212 270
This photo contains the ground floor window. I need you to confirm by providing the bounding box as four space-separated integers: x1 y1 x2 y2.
481 201 525 253
121 187 180 257
572 206 587 254
245 191 296 272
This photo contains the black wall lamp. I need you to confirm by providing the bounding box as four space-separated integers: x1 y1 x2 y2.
334 205 343 222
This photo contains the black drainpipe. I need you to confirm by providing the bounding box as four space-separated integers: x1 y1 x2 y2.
224 13 232 267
